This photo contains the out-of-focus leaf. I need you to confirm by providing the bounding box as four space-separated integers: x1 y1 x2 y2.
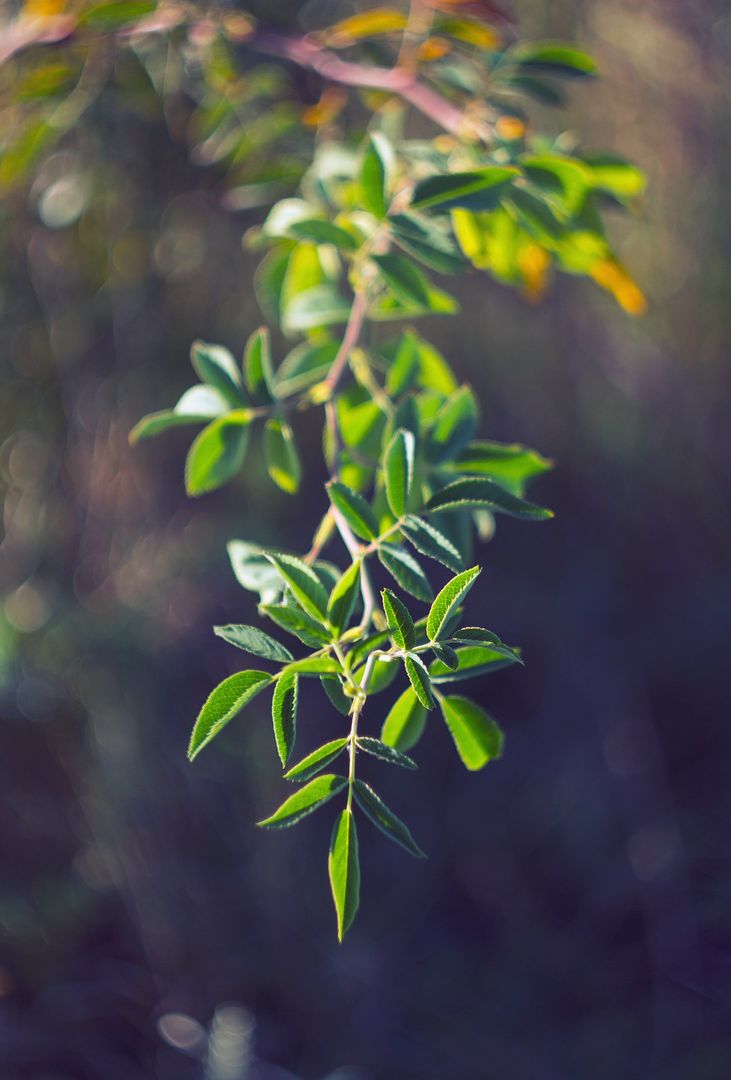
184 412 250 496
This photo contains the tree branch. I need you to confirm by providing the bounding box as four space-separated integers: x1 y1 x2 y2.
253 31 488 141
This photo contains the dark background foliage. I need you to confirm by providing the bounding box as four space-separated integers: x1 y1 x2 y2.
1 1 730 1077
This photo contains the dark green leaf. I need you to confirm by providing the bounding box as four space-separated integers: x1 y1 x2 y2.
373 253 432 308
385 332 420 397
431 642 459 669
449 627 522 664
260 603 332 648
272 670 298 766
258 774 347 828
184 413 250 496
188 671 272 760
425 477 553 520
213 624 293 663
512 41 598 77
384 428 415 518
284 738 348 782
265 553 329 620
320 675 352 716
244 327 274 403
329 809 360 942
402 515 464 573
389 212 466 274
190 341 246 406
327 481 379 541
411 167 517 213
426 565 481 642
404 654 434 709
357 737 417 770
439 695 504 770
327 559 362 635
429 644 519 683
381 588 415 650
429 386 478 462
290 219 359 250
378 545 433 602
352 780 425 858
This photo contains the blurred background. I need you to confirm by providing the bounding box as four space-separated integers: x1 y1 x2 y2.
1 1 731 1077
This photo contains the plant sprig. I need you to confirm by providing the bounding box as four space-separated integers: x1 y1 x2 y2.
120 2 646 938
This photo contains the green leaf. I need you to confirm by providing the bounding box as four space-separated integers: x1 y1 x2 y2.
228 542 283 600
129 410 208 444
404 654 434 710
385 332 420 397
352 780 425 858
188 671 273 761
264 419 301 494
184 413 250 497
265 553 329 621
260 603 332 648
425 477 553 520
320 675 352 716
329 809 360 942
448 627 522 664
581 153 646 200
384 428 415 518
357 737 417 770
257 774 347 828
381 588 415 650
280 656 341 676
429 386 478 462
244 327 274 403
284 285 351 334
190 341 246 406
389 212 466 274
175 385 230 419
381 686 428 752
327 559 362 635
411 168 517 213
79 0 155 29
213 624 293 663
290 219 359 250
372 253 432 308
439 696 504 770
275 339 339 397
272 670 298 766
426 565 481 642
401 515 464 574
378 543 434 604
454 440 552 496
378 545 433 602
431 643 459 669
512 41 598 78
327 481 379 541
429 644 519 683
284 738 349 782
360 132 394 218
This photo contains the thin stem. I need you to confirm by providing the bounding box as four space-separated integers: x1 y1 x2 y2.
345 649 382 810
254 31 491 142
324 288 369 394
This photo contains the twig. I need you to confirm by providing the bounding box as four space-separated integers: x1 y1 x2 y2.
254 31 490 142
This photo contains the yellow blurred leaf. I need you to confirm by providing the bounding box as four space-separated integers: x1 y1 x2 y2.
323 8 408 47
302 87 347 128
435 16 501 50
23 0 67 16
590 258 647 315
417 36 452 62
518 242 551 301
496 115 526 141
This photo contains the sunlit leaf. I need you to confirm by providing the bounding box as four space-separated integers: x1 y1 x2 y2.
188 671 273 761
258 774 347 828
